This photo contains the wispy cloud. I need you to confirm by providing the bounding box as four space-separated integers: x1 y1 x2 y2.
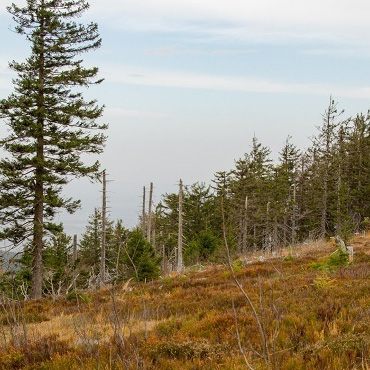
302 47 370 59
2 1 369 47
146 46 256 56
102 63 370 100
105 107 169 120
90 0 370 46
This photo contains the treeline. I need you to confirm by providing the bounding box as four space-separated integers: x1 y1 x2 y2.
153 99 370 266
2 99 370 298
0 217 160 298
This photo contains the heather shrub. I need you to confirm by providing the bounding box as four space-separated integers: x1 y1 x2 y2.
66 290 91 303
155 319 183 338
148 339 224 361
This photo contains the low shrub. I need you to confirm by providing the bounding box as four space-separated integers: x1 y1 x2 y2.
283 254 294 261
66 290 91 303
312 248 349 273
313 273 336 290
154 319 183 338
148 339 224 361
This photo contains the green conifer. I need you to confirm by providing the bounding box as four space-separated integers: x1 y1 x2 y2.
0 0 107 298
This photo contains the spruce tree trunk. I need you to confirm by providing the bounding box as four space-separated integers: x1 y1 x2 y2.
32 156 44 299
31 9 45 299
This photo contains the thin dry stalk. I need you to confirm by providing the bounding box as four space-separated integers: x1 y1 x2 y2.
221 195 271 368
122 242 148 340
232 297 255 370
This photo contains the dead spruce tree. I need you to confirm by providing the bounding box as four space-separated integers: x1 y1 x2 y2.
0 0 106 299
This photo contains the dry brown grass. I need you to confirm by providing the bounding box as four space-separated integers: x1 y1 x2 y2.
0 235 370 369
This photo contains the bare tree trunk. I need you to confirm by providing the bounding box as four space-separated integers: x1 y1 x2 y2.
321 172 328 239
238 212 243 254
147 182 153 242
72 235 77 280
243 196 248 252
292 183 297 245
253 224 257 250
320 97 341 239
100 170 106 287
266 202 271 252
152 215 156 248
177 179 184 273
336 128 344 235
273 214 278 250
142 186 146 232
336 167 342 236
162 242 166 274
283 210 287 247
320 100 332 239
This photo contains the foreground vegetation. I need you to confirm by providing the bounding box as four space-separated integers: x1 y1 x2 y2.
0 235 369 369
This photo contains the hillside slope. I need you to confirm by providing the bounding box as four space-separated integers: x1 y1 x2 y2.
1 235 370 369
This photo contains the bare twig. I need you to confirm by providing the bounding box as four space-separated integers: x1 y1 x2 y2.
232 297 255 370
221 195 271 368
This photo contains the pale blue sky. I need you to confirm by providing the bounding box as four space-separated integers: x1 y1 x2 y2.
0 0 370 236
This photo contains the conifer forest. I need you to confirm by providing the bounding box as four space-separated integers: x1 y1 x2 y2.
0 1 370 369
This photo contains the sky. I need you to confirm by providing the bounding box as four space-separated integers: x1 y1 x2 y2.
0 0 370 237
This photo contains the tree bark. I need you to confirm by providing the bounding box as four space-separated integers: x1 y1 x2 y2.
177 179 184 273
147 182 153 242
72 234 78 280
31 5 45 299
273 214 278 250
320 97 338 239
283 207 287 247
292 183 297 245
72 235 78 264
142 186 146 232
32 154 44 299
243 196 248 252
100 170 106 286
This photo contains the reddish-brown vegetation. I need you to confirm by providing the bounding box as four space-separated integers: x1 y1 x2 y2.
1 235 370 369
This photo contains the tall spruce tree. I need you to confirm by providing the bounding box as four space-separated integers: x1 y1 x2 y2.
312 98 343 239
0 0 106 298
276 137 300 245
